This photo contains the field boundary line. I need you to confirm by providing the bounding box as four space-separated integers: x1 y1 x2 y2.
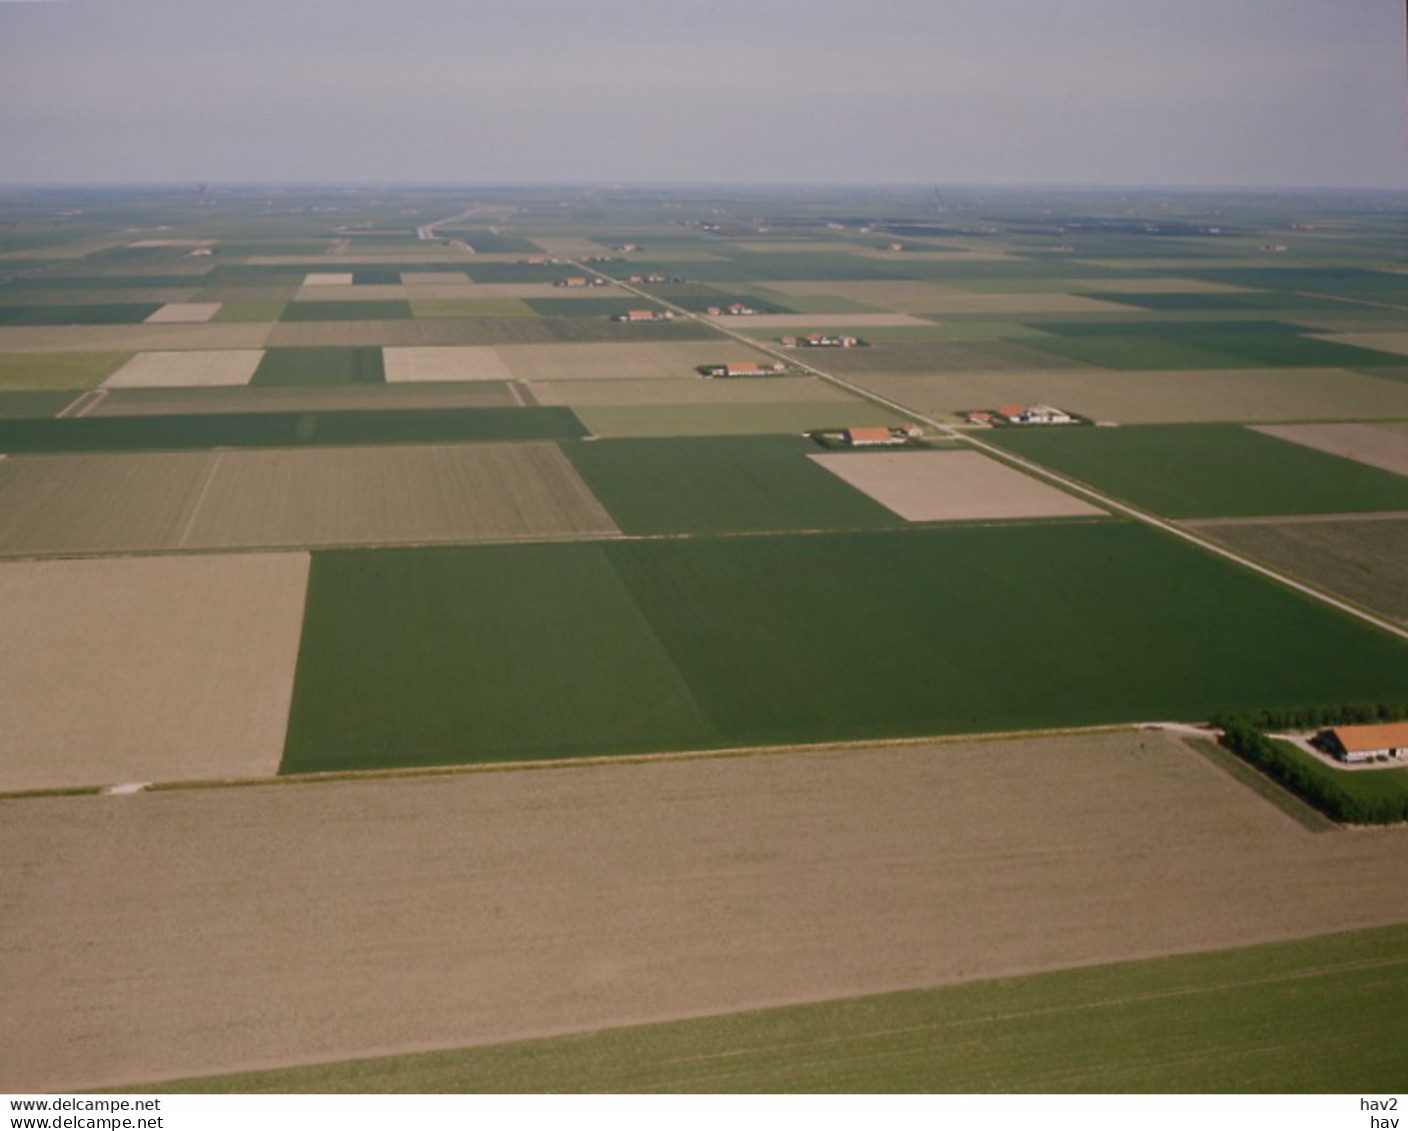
1181 509 1408 527
176 452 225 549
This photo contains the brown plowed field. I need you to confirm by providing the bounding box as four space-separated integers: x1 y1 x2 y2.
0 552 308 796
3 731 1406 1092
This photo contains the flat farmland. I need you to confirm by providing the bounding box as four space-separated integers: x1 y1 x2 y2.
1195 517 1408 625
267 317 720 348
0 552 308 794
708 313 936 329
1024 331 1408 371
144 303 222 323
1307 331 1408 357
10 730 1408 1091
283 523 1408 772
181 443 619 550
90 382 520 417
407 299 537 318
810 450 1107 522
570 402 906 438
400 272 471 286
820 338 1091 375
0 350 129 389
988 424 1408 518
563 434 903 534
292 285 408 302
103 349 264 388
280 301 413 321
760 280 1135 314
495 342 760 381
382 346 516 383
0 322 274 352
843 367 1408 425
535 374 860 406
1251 424 1408 476
154 926 1408 1093
250 346 385 386
0 303 161 325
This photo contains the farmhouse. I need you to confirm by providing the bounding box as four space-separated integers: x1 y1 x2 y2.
698 361 787 378
999 404 1075 425
842 425 923 446
783 333 862 348
1322 723 1408 763
554 276 590 288
612 310 673 322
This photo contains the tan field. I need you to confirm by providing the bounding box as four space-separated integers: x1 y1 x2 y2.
89 382 518 417
302 272 354 286
843 367 1408 424
495 342 764 381
529 237 611 257
713 313 937 328
1307 331 1408 358
0 323 275 352
143 303 223 324
1251 423 1408 477
382 346 517 383
811 450 1107 521
0 443 617 556
536 375 862 407
101 349 264 388
0 552 308 797
400 272 472 285
4 730 1407 1091
760 280 1136 314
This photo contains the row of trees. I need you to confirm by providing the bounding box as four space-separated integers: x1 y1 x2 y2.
1210 702 1408 733
1214 707 1408 825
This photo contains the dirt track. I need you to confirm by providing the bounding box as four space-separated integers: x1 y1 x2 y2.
3 730 1406 1092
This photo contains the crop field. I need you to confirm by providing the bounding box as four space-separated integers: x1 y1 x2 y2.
535 374 860 406
493 341 757 381
1251 423 1408 476
382 345 517 382
844 366 1408 424
0 322 275 352
563 434 903 534
282 522 1408 772
292 284 410 302
0 443 615 556
150 924 1408 1093
0 350 129 389
810 450 1107 522
250 346 385 386
407 298 537 318
142 303 222 323
988 424 1408 518
0 406 586 453
280 300 413 321
1307 331 1408 357
102 349 264 388
0 303 162 325
1195 517 1408 624
568 402 907 437
10 730 1408 1091
820 338 1091 375
1023 330 1408 371
89 382 520 416
0 552 308 794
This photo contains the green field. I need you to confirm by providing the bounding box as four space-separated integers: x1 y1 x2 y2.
988 423 1408 518
209 301 286 322
250 347 386 386
0 406 586 453
0 303 161 325
141 923 1408 1092
562 434 903 534
279 523 1408 772
1026 332 1408 371
0 351 130 389
572 401 906 438
523 297 667 318
281 300 413 321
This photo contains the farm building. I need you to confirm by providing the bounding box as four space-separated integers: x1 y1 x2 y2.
843 425 923 446
1321 723 1408 763
782 333 862 348
999 404 1075 425
698 361 788 378
612 310 673 322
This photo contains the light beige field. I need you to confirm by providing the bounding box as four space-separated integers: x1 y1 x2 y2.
89 382 519 417
101 349 263 388
0 552 308 797
143 303 222 324
0 444 616 556
400 272 471 285
495 342 763 381
0 323 275 352
303 272 354 286
761 280 1135 314
845 367 1408 424
4 730 1406 1092
712 313 937 328
382 346 517 383
536 375 861 407
1308 331 1408 358
811 450 1106 521
1251 423 1408 477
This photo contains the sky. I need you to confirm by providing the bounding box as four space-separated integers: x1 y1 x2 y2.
0 0 1404 188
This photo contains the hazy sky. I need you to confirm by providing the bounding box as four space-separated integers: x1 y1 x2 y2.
1 0 1404 188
